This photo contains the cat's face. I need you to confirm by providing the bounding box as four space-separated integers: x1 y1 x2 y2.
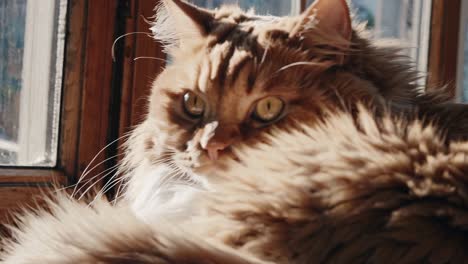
138 0 373 176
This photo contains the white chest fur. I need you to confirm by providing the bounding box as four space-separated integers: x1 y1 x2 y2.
126 163 204 223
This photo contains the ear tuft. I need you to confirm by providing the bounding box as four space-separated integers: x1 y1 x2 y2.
151 0 214 52
151 2 178 52
291 0 352 64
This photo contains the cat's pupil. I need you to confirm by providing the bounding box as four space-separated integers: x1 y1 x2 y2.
253 97 285 123
183 92 205 118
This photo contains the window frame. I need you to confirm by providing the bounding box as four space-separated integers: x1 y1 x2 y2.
427 0 462 98
0 0 122 221
456 0 468 102
16 0 66 166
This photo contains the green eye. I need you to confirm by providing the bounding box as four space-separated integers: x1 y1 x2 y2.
252 97 285 123
183 92 205 118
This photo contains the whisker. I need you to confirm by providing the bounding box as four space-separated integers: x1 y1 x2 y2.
99 169 125 197
72 153 124 197
276 61 324 73
113 180 128 204
73 164 120 198
77 153 124 182
134 56 166 62
101 176 124 197
112 32 152 61
78 167 119 201
74 135 130 197
113 192 126 203
261 42 270 65
91 178 121 206
140 14 154 26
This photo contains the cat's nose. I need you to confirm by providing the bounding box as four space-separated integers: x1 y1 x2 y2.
206 141 231 161
201 123 240 161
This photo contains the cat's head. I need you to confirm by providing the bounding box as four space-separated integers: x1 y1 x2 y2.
125 0 405 179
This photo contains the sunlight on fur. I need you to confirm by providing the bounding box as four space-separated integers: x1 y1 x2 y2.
2 0 468 263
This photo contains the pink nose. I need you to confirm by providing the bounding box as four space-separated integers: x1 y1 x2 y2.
206 141 230 161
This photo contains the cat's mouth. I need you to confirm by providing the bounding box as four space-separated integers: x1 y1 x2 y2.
171 146 238 173
206 147 233 161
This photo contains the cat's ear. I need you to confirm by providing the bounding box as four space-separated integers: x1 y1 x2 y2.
291 0 352 63
152 0 214 50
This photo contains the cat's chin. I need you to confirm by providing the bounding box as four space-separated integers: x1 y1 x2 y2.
191 152 239 182
173 146 239 174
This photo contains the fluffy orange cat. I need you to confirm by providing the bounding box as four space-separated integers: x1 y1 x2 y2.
4 107 468 263
120 0 445 223
2 0 468 263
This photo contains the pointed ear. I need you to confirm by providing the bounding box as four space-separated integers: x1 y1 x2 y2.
291 0 352 63
152 0 214 50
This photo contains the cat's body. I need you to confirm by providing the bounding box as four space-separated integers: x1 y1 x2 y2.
119 0 464 225
3 0 468 262
3 108 468 264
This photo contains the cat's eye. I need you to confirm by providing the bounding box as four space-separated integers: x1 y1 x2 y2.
183 92 205 118
252 97 285 123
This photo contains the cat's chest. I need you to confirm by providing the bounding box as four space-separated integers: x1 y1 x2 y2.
127 163 206 224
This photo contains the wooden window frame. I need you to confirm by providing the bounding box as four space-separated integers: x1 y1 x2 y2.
0 0 123 221
0 0 463 222
427 0 462 97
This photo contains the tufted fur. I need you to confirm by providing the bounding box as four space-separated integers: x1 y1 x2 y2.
0 195 264 264
3 107 468 263
194 106 468 263
119 0 468 228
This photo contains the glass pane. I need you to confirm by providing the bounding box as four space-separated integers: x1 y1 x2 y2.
306 0 430 65
464 34 468 101
305 0 426 38
191 0 293 16
0 0 67 167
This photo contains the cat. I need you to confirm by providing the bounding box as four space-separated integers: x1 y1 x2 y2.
120 0 452 224
3 107 468 263
3 0 468 262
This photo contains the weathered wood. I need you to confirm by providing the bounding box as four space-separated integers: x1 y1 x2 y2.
76 0 119 191
0 169 64 184
59 0 88 182
428 0 462 97
126 0 165 128
118 0 165 155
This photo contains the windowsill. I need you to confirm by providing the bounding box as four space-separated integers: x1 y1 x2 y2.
0 168 66 186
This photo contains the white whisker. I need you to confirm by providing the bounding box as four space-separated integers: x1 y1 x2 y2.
277 61 323 73
261 42 270 65
100 171 124 197
78 167 119 201
90 175 124 206
72 164 120 197
72 153 124 197
112 32 152 61
134 56 166 62
73 135 129 197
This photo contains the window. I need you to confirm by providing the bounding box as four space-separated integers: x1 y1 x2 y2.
0 0 122 221
193 0 432 86
306 0 432 84
191 0 297 15
0 0 67 167
458 0 468 102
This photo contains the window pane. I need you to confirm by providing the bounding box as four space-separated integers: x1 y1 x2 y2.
463 30 468 102
191 0 293 16
0 0 67 167
306 0 431 82
462 1 468 103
